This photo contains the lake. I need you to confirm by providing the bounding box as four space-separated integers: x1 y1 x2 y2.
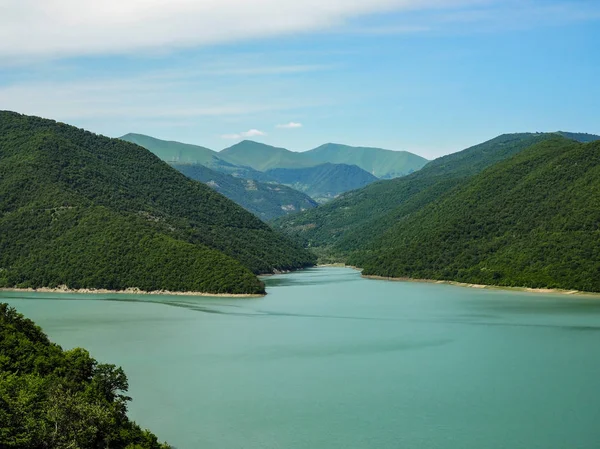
2 267 600 449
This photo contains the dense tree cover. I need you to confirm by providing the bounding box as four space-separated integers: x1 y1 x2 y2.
273 133 574 254
0 303 170 448
352 138 600 292
557 131 600 143
304 143 429 179
265 163 378 203
0 111 316 294
173 163 318 220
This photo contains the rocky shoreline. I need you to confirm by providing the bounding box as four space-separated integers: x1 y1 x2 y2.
0 285 265 298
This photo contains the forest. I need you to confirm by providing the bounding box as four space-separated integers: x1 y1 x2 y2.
0 303 170 448
0 112 316 294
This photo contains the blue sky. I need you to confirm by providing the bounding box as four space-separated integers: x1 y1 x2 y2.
1 0 599 159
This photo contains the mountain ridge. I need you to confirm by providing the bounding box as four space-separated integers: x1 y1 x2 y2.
1 111 315 294
353 137 600 292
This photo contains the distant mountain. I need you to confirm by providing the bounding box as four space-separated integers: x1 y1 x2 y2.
556 131 600 143
354 137 600 292
273 133 567 254
305 143 429 179
121 133 218 165
121 134 430 204
218 140 429 178
173 163 318 220
265 163 378 203
1 112 315 294
218 140 315 171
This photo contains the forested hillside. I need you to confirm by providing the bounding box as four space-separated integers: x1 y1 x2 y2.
0 304 170 448
173 163 317 220
274 133 558 254
265 163 378 203
353 138 600 292
0 112 315 294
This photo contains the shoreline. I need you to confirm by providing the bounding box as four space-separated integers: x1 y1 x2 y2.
0 286 265 298
361 274 600 298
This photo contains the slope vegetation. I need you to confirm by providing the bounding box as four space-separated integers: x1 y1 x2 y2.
354 138 600 292
0 303 170 448
274 133 559 254
0 112 315 294
173 163 317 220
265 163 378 203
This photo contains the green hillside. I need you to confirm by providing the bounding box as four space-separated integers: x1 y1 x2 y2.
218 140 429 177
173 163 318 220
218 140 315 171
0 304 170 448
0 112 315 294
557 131 600 143
265 163 378 203
353 137 600 292
305 143 429 178
120 133 218 165
274 133 558 254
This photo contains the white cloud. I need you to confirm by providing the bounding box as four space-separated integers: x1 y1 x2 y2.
277 122 303 129
0 0 479 60
221 129 267 139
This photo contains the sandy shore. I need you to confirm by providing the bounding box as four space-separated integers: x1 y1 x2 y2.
361 274 600 298
0 286 265 298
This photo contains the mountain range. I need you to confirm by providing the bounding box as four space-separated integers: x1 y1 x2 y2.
0 112 315 295
120 134 429 213
274 131 600 291
172 163 318 221
4 111 600 294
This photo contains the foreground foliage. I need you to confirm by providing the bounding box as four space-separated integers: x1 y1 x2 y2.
0 112 316 294
0 304 170 448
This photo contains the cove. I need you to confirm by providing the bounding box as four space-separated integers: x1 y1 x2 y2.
2 267 600 449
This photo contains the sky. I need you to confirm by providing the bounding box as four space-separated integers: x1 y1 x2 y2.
0 0 599 159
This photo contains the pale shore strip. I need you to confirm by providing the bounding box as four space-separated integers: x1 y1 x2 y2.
361 274 600 298
0 286 264 298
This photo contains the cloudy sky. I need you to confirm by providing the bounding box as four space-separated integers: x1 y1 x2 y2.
1 0 599 158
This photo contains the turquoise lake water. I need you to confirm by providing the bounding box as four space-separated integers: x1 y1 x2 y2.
2 267 600 448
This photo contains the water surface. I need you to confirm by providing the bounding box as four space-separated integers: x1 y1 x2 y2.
2 267 600 449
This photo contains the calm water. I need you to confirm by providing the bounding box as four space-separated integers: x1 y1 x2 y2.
2 267 600 449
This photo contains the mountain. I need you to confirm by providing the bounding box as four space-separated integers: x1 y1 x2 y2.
265 163 379 203
353 137 600 292
173 163 318 220
0 112 315 294
121 133 218 165
218 140 315 171
120 135 429 205
274 133 560 254
305 143 429 178
218 140 429 178
0 303 170 448
274 132 600 259
557 131 600 143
